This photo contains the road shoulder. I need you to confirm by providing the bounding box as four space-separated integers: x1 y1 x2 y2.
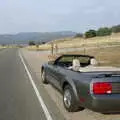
19 49 65 120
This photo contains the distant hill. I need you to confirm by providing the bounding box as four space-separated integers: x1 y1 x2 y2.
0 31 76 44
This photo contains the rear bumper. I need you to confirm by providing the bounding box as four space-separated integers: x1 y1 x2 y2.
89 94 120 113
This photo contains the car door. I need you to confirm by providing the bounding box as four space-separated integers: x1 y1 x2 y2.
48 64 62 90
47 55 73 90
45 64 54 83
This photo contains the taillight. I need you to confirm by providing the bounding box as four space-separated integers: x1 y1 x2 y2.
93 82 112 94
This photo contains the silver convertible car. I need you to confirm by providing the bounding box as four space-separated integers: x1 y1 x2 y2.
41 54 120 113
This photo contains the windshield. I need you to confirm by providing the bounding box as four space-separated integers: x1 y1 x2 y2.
56 55 92 67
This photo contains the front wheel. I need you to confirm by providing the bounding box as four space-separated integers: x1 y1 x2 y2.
41 70 48 84
63 85 84 112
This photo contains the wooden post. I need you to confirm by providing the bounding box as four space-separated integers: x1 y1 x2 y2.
51 42 54 55
55 44 58 54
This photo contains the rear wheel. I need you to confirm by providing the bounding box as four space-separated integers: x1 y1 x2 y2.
63 85 84 112
41 70 48 84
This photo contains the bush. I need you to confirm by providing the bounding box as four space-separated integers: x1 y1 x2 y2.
85 30 96 38
96 27 112 36
28 41 36 46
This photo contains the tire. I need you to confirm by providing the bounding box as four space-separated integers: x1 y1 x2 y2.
41 70 48 84
63 85 84 112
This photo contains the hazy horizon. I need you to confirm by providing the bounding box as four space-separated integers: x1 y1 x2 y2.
0 0 120 34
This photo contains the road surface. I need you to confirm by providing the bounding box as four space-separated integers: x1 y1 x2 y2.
0 48 64 120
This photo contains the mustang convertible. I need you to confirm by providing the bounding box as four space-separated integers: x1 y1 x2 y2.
41 54 120 113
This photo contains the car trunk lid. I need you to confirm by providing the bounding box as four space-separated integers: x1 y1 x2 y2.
91 73 120 94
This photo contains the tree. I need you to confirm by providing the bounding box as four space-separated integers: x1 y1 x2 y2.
28 41 36 46
96 27 112 36
41 42 46 44
85 30 96 38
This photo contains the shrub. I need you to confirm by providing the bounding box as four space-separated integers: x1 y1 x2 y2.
96 27 112 36
28 41 36 46
85 30 96 38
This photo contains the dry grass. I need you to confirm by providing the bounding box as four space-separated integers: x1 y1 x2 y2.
26 44 51 51
26 33 120 67
0 46 7 49
26 33 120 51
64 46 120 67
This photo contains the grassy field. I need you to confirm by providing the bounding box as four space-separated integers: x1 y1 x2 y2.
26 33 120 67
26 33 120 51
0 46 7 49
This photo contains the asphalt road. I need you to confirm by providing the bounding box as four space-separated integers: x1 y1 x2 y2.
0 48 64 120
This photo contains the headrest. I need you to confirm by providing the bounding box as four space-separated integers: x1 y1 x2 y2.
73 59 80 67
72 59 80 71
90 58 98 66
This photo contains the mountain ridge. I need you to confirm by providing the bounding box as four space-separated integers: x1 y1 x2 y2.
0 31 76 44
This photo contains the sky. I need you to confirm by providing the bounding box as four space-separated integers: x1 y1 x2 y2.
0 0 120 34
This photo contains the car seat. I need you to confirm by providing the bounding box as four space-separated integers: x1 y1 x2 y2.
90 58 98 66
72 59 81 71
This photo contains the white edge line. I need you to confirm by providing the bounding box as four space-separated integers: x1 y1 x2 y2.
19 51 53 120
